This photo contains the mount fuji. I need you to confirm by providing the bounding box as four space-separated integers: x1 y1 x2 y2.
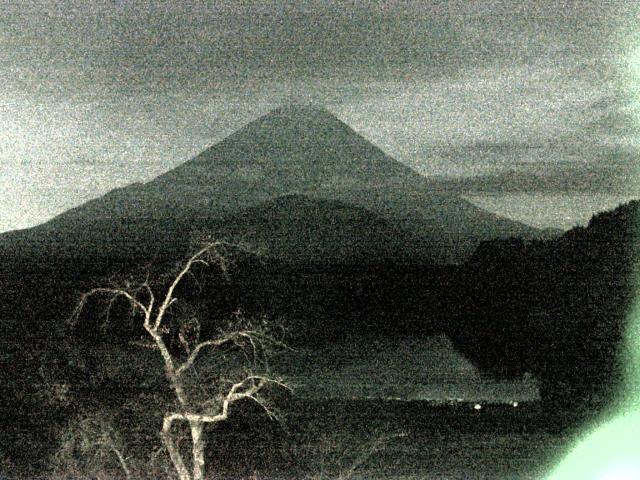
1 105 548 267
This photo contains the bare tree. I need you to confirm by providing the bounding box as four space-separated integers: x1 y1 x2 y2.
71 241 289 480
305 431 408 480
53 411 134 480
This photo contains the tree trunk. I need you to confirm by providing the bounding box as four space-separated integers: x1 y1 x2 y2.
191 421 206 480
162 417 192 480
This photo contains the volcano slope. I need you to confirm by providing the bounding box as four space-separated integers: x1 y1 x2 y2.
0 105 546 270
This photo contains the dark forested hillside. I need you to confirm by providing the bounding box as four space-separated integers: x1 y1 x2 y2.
447 200 640 413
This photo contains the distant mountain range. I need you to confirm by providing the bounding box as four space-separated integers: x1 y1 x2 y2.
0 105 554 267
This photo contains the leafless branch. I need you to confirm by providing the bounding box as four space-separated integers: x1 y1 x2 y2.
175 330 260 376
154 242 226 331
337 432 408 480
129 339 158 350
163 375 288 429
70 287 150 328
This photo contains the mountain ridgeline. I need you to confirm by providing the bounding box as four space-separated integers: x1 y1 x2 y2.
0 105 547 268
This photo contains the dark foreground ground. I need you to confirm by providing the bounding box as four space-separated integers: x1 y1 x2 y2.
217 399 586 480
4 399 586 479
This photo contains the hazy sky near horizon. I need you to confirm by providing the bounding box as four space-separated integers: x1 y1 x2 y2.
2 0 640 231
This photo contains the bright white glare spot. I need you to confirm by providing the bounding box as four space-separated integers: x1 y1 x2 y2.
474 403 482 410
512 402 519 407
597 461 640 480
547 411 640 479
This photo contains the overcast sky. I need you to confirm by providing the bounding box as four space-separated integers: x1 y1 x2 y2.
2 0 640 232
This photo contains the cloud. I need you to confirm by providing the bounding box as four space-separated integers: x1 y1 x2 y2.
1 0 639 232
429 147 639 195
580 96 640 149
2 0 635 98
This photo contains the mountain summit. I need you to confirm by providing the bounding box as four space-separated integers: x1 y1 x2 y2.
1 105 547 266
151 104 419 212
